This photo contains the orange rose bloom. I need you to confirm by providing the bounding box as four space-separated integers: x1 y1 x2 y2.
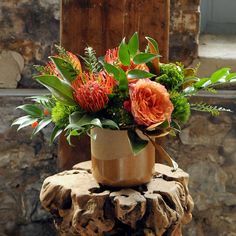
129 79 174 126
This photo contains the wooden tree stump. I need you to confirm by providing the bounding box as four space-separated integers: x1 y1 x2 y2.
40 162 194 236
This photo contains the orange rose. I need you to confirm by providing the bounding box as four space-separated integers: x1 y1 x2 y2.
129 79 174 126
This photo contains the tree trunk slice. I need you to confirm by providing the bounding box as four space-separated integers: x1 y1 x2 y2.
40 162 193 236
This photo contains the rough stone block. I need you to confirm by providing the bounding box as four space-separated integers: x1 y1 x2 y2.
0 51 24 88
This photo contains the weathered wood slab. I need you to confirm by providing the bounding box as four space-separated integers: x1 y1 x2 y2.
61 0 170 62
40 162 193 235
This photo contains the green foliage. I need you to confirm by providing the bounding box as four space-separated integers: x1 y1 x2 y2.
128 32 139 57
81 46 102 73
16 104 43 117
119 38 131 66
127 69 155 79
171 93 191 124
29 96 55 109
51 101 77 128
190 103 232 116
32 118 52 136
156 63 184 90
133 53 158 64
127 129 148 156
145 36 159 53
49 56 79 83
194 68 236 90
104 93 133 127
35 75 76 105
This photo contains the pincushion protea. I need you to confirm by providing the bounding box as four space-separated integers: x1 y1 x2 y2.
72 71 117 112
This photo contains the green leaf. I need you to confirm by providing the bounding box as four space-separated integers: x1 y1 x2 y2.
128 32 139 57
133 53 158 64
194 77 210 89
50 126 63 143
17 104 43 117
32 118 52 136
35 75 76 105
226 72 236 81
118 38 130 66
68 113 102 129
87 130 97 140
210 68 230 83
69 111 85 124
17 118 38 131
127 69 155 79
104 63 120 80
182 86 196 95
118 68 128 91
49 56 79 83
145 36 159 53
12 115 33 126
101 119 119 129
127 129 149 156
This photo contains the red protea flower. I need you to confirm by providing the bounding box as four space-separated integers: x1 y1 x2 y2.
44 61 62 79
65 51 82 72
104 47 119 64
72 71 117 112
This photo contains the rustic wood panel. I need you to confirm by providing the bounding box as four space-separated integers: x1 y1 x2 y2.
61 0 170 62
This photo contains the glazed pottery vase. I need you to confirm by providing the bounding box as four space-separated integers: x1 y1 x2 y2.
90 128 155 187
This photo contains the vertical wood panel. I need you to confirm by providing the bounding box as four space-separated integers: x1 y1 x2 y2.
61 0 170 62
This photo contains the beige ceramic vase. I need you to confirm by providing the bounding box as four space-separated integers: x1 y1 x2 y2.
90 128 155 187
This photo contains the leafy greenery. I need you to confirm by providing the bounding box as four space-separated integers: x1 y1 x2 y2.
81 46 102 73
12 32 234 155
171 93 190 124
190 103 232 116
51 101 78 128
156 63 184 90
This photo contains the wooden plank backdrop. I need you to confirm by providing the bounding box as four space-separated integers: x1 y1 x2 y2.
59 0 170 167
61 0 170 62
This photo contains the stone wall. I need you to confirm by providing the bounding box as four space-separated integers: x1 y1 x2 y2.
0 0 60 88
169 0 200 65
163 95 236 236
0 96 57 236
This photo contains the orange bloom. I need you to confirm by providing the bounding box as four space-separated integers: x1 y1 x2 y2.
44 62 62 79
72 71 116 112
31 121 38 128
44 51 82 79
44 109 49 116
129 79 174 126
66 51 82 72
104 47 119 64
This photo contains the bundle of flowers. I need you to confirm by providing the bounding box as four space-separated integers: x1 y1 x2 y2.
12 33 235 155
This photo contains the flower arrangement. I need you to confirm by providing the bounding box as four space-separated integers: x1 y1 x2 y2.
12 33 235 155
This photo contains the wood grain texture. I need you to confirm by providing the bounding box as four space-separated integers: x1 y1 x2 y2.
40 162 193 235
61 0 170 62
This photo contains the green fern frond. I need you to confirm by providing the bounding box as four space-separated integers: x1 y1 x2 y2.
29 96 56 110
34 65 46 73
55 44 67 57
190 103 232 116
81 46 102 73
206 88 217 94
